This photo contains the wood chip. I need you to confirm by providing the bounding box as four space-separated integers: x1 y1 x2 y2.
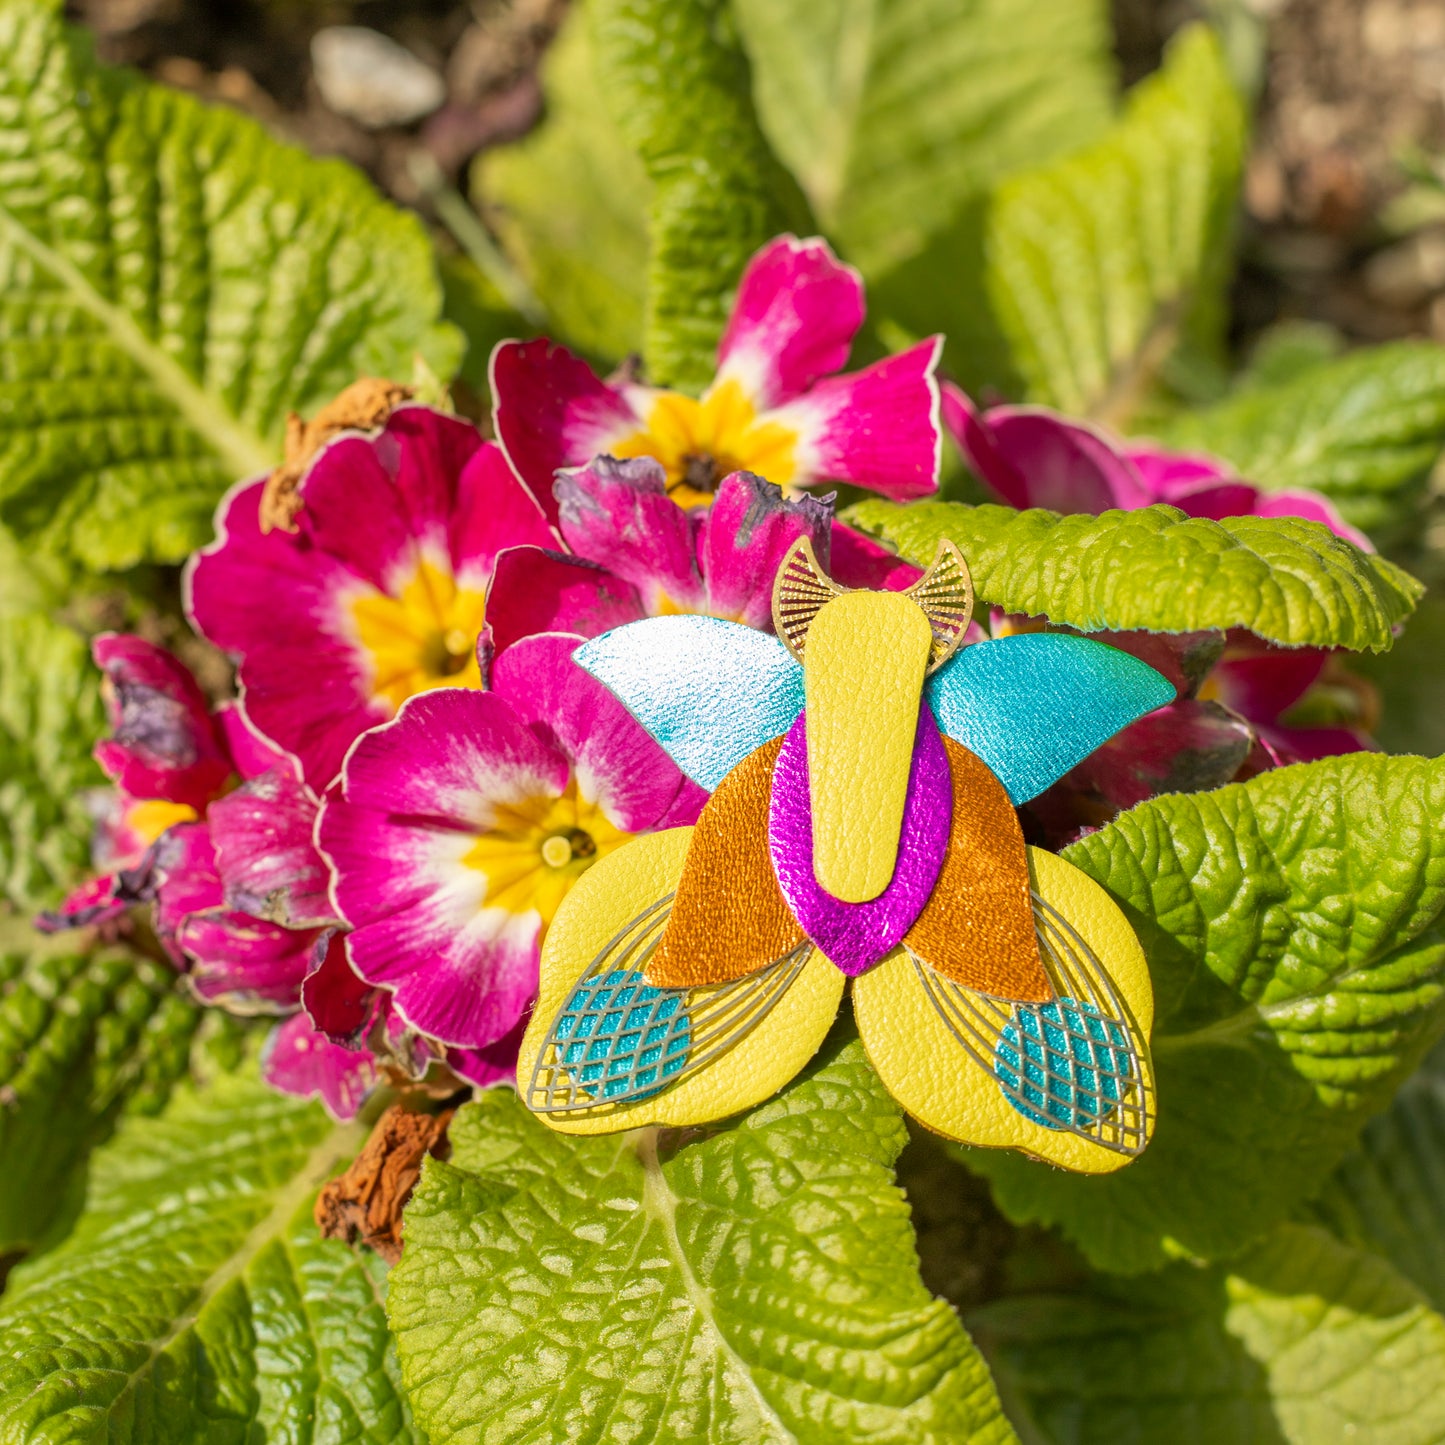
314 1102 453 1264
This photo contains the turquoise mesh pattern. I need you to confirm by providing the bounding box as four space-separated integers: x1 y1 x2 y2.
994 997 1132 1130
553 968 691 1102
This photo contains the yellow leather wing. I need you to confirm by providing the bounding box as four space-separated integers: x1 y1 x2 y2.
518 828 844 1134
852 846 1155 1173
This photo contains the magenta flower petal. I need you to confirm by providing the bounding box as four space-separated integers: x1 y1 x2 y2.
301 930 382 1046
487 546 646 657
35 874 132 933
1255 723 1373 767
91 635 231 810
700 471 833 628
829 525 921 591
214 701 292 781
1254 490 1374 551
187 478 391 788
298 409 485 590
318 689 569 1048
491 338 642 521
263 1012 377 1121
1210 643 1327 725
714 235 865 410
1121 444 1229 496
181 909 321 1010
941 383 1030 508
768 708 952 976
949 391 1154 513
1157 477 1265 521
207 761 332 927
188 413 536 790
555 455 707 615
449 438 558 575
774 337 943 501
492 633 707 831
828 521 925 592
151 822 226 958
445 1013 528 1088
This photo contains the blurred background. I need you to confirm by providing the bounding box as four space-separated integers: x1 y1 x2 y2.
63 0 1445 750
67 0 1445 356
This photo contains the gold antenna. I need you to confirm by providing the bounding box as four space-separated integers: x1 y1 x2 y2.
771 536 973 673
772 537 844 663
904 539 974 672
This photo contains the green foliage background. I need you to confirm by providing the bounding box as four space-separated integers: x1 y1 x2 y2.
5 1 1445 1441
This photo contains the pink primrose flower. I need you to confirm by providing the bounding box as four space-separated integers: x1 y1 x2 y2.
943 382 1373 549
186 406 555 791
485 455 925 656
33 635 394 1119
491 235 943 520
317 634 705 1053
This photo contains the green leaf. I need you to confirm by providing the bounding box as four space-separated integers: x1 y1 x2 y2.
589 0 813 392
389 1031 1016 1444
972 1223 1445 1445
0 610 105 912
964 754 1445 1273
0 934 202 1256
845 499 1422 652
1149 341 1445 541
0 1 460 575
0 1070 418 1443
475 12 650 365
1355 591 1445 757
1312 1041 1445 1313
733 0 1114 278
984 25 1247 422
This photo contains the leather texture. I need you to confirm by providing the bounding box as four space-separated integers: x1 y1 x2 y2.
852 846 1155 1172
769 706 950 976
926 632 1175 804
802 591 933 902
518 827 843 1134
648 738 803 988
903 738 1051 1001
574 616 804 790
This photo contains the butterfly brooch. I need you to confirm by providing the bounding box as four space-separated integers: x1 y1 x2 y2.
517 538 1173 1172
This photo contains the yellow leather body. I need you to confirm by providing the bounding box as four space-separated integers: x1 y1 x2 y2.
852 846 1155 1173
803 591 933 903
518 827 844 1134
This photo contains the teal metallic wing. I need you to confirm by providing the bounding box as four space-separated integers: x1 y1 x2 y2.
574 615 804 790
926 633 1175 804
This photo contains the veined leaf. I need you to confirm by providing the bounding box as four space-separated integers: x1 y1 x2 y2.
0 1070 418 1443
733 0 1114 277
0 610 105 911
1312 1041 1445 1312
846 499 1421 653
389 1032 1016 1444
475 12 650 365
985 25 1246 422
0 933 201 1256
0 1 460 575
1149 340 1445 540
965 754 1445 1273
972 1223 1445 1445
589 0 813 392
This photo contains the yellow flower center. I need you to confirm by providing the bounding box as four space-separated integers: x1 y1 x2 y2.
461 779 631 927
350 557 488 712
125 798 199 846
612 378 798 507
